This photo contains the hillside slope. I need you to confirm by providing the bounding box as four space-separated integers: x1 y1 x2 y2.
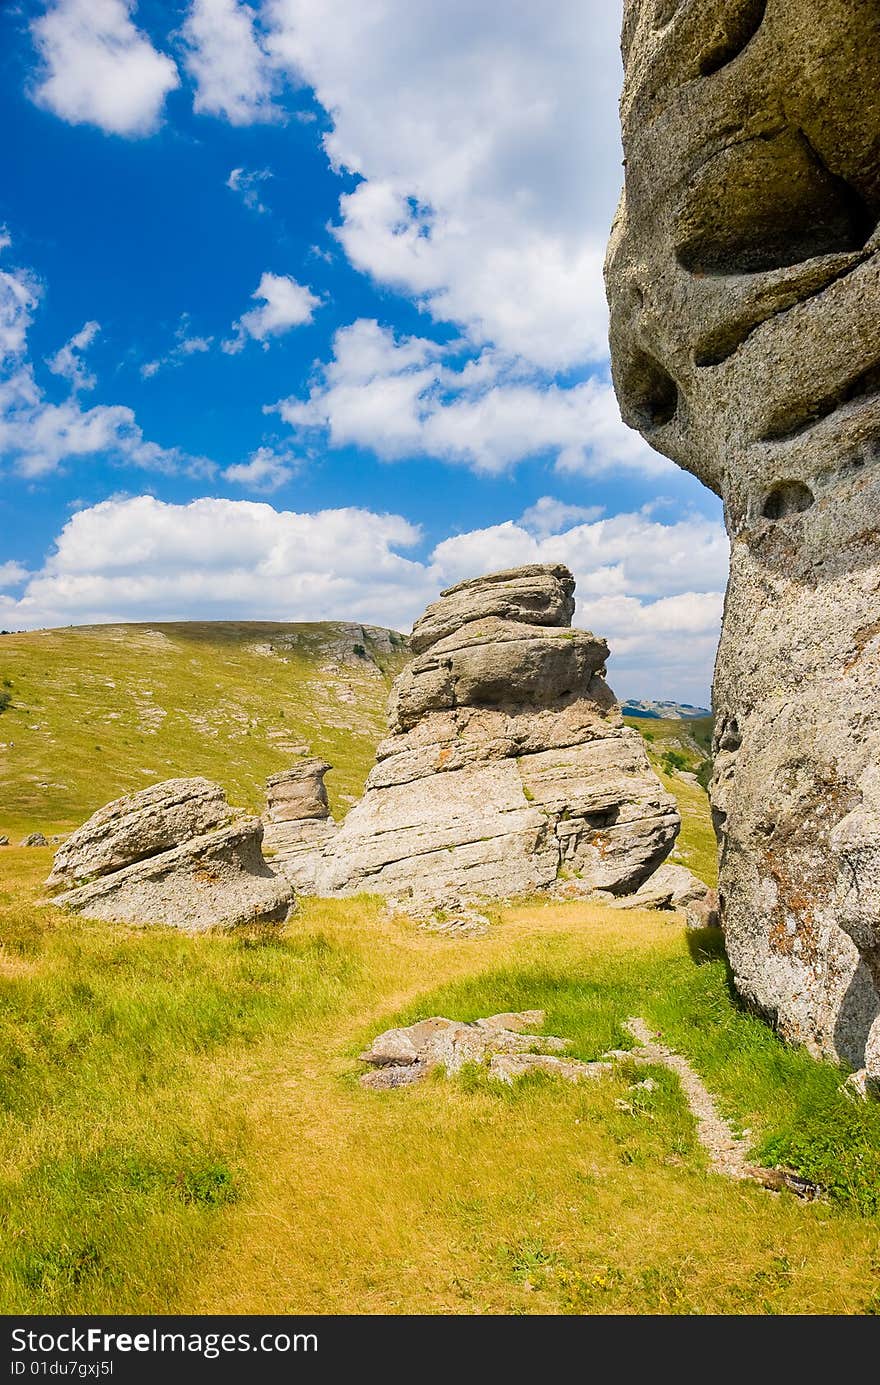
624 714 716 885
0 622 409 839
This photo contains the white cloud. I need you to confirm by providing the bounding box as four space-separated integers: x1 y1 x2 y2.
0 262 40 361
0 249 212 479
182 0 277 125
0 561 29 589
30 0 180 137
223 445 296 491
519 496 605 538
227 166 273 213
276 318 669 477
224 271 321 353
140 315 213 378
2 494 726 700
1 496 430 630
46 320 101 392
265 0 624 370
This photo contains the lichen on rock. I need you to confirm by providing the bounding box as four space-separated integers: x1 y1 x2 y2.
313 563 680 905
606 0 880 1082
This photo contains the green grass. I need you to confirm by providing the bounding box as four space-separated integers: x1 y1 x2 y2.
625 715 717 885
2 851 880 1316
0 621 408 838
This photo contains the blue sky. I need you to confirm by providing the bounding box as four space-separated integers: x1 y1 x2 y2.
0 0 726 702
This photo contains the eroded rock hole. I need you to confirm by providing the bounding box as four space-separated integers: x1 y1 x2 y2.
619 350 679 430
676 130 877 276
762 481 815 521
583 807 621 830
761 359 880 441
698 0 767 76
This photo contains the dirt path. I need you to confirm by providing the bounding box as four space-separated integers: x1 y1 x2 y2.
623 1018 820 1197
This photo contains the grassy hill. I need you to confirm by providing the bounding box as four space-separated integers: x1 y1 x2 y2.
624 714 716 886
5 631 880 1316
0 620 717 885
0 621 409 840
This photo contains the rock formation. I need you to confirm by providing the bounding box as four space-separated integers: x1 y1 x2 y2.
262 759 337 892
606 2 880 1080
315 564 679 903
45 777 293 931
359 1009 610 1089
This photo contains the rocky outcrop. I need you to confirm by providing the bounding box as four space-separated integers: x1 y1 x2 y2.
262 760 337 893
47 778 229 890
315 564 679 903
359 1009 609 1089
606 862 711 912
606 3 880 1080
45 777 293 931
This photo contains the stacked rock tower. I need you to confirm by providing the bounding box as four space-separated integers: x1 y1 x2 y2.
315 564 680 903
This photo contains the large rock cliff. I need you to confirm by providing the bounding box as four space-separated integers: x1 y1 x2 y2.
606 1 880 1081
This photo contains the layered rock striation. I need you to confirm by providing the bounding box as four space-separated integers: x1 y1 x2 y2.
606 2 880 1079
46 777 293 931
315 564 679 902
262 759 337 892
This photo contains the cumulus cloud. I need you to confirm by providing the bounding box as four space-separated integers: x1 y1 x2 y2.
181 0 277 124
275 318 668 477
226 166 273 213
2 494 726 700
29 0 180 137
0 561 29 589
519 496 605 538
224 271 321 353
265 0 624 370
46 320 101 392
1 496 430 631
222 445 296 491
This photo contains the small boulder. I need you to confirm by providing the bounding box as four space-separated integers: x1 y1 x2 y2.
21 832 48 847
262 760 337 894
46 778 229 891
46 778 294 932
265 760 332 823
685 889 721 931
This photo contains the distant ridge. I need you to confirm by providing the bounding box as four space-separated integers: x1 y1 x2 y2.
622 699 711 721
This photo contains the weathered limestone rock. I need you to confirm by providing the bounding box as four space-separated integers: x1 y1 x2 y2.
410 565 575 654
46 777 229 890
315 565 679 903
359 1009 611 1088
21 833 48 848
607 862 710 911
685 889 721 933
45 779 293 931
262 760 337 893
606 2 880 1077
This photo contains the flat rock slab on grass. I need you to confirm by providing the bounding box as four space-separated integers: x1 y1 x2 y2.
360 1009 610 1091
361 1009 822 1199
